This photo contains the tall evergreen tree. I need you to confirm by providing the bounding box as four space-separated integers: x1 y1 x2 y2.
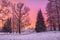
2 18 12 33
35 9 46 32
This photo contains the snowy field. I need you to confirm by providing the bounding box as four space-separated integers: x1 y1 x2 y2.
0 31 60 40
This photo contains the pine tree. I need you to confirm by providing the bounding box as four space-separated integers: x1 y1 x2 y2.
35 9 46 32
2 18 12 33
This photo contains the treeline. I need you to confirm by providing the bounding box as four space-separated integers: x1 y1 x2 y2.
46 0 60 31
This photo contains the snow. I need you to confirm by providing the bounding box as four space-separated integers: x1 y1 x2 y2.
0 31 60 40
21 29 35 34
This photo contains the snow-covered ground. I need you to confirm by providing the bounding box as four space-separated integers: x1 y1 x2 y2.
0 31 60 40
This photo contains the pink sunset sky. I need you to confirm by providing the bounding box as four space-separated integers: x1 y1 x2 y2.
11 0 48 28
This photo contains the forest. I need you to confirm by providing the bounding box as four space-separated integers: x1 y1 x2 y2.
0 0 60 34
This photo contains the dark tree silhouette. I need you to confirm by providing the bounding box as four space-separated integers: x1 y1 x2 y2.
2 18 12 33
35 9 46 32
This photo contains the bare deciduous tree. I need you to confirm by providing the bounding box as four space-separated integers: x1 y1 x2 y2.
11 3 31 33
